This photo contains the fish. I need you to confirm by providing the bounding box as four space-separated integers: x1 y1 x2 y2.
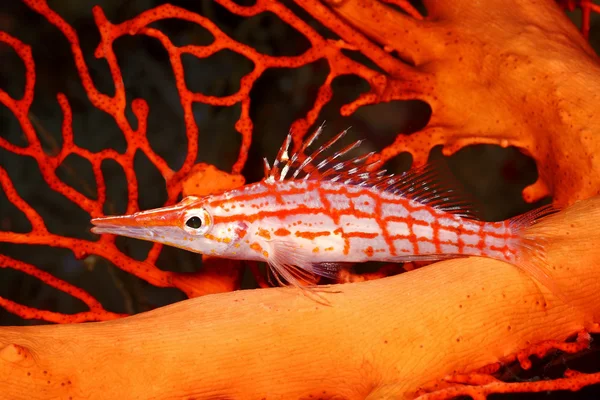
91 123 564 301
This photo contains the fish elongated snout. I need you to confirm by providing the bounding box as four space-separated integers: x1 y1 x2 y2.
90 203 188 241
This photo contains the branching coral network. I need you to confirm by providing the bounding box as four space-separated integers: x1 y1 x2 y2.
1 0 600 398
0 0 434 322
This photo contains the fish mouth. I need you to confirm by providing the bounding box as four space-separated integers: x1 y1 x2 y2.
91 218 163 243
90 204 186 241
91 220 153 239
91 216 191 252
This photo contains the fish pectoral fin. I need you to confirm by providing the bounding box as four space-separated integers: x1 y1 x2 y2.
266 241 317 288
266 241 343 288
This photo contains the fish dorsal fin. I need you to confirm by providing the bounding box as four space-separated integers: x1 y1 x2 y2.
263 122 385 186
383 160 480 219
263 123 478 219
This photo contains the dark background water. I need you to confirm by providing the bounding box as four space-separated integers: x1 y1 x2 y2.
0 1 599 398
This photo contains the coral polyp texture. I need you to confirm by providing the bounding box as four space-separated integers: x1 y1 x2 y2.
1 0 600 399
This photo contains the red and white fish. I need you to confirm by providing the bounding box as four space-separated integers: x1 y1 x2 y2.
91 124 562 298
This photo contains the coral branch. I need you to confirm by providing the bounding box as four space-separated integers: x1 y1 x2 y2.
0 255 105 312
418 371 600 400
558 0 600 38
0 298 122 324
381 0 424 20
319 0 425 64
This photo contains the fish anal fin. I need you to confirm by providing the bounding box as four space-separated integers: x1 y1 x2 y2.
388 254 464 264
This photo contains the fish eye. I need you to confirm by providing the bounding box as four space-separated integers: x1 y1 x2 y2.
183 208 212 235
186 216 202 229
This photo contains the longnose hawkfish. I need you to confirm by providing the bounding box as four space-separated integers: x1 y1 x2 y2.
91 124 565 301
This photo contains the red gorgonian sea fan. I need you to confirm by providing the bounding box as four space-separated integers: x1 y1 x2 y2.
0 0 441 323
2 0 600 399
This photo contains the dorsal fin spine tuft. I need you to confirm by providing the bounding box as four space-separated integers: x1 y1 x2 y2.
263 123 478 218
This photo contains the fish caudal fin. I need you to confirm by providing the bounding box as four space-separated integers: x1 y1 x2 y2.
506 204 569 303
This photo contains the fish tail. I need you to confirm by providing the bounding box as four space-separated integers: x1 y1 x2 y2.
505 204 568 302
